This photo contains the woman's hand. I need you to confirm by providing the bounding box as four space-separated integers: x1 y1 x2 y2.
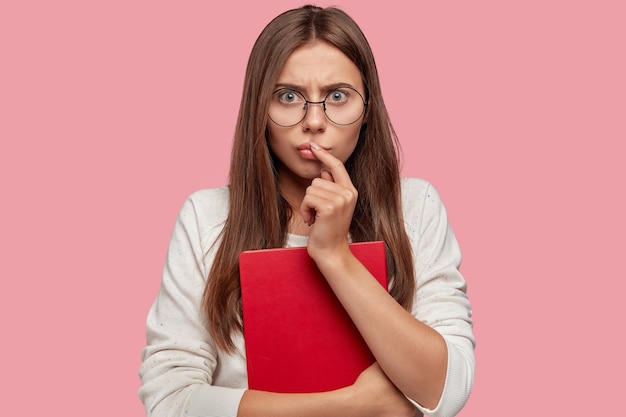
345 363 418 417
300 142 357 260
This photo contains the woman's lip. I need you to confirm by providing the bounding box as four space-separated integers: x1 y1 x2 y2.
297 142 330 160
297 142 330 151
297 147 317 160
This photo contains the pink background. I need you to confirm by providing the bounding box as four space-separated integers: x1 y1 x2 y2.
1 0 624 415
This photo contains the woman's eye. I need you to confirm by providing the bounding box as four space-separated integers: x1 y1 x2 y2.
278 90 301 104
327 90 348 103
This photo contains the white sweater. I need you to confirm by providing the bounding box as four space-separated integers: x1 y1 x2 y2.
139 178 475 417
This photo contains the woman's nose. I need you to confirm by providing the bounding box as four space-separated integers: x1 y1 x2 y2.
301 102 327 132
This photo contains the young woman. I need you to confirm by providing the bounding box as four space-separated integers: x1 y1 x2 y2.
139 5 475 417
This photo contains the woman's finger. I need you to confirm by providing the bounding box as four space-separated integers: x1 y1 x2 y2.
309 141 351 185
320 169 334 182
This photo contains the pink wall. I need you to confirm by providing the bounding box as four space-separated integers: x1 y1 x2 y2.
2 1 624 415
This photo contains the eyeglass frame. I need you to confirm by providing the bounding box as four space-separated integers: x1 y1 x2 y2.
267 86 369 127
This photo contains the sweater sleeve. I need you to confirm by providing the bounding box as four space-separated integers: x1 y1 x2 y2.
138 190 246 417
402 179 476 417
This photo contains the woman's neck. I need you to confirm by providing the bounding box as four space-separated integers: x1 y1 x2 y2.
277 170 313 236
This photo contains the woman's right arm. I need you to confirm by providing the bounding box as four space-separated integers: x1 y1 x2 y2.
139 189 247 417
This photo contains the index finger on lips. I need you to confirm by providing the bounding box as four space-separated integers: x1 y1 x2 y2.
309 142 351 185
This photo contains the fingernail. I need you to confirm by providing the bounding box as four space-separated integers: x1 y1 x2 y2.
309 141 321 150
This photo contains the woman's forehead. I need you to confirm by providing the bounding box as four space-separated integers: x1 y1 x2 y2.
275 41 364 93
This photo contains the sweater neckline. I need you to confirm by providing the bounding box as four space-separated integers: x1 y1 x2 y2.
286 233 309 248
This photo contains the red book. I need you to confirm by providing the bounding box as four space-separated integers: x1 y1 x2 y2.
239 241 388 393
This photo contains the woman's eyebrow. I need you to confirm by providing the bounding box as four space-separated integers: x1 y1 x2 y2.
273 82 357 92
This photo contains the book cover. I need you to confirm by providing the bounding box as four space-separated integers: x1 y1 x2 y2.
239 241 388 393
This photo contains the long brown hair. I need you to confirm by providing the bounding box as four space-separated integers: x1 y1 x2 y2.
203 5 415 352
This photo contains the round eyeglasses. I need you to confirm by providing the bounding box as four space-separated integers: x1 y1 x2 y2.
268 86 367 127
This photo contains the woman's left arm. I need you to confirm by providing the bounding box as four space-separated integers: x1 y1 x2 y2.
303 146 474 417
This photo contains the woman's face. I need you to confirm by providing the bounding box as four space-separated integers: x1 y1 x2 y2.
266 41 365 185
